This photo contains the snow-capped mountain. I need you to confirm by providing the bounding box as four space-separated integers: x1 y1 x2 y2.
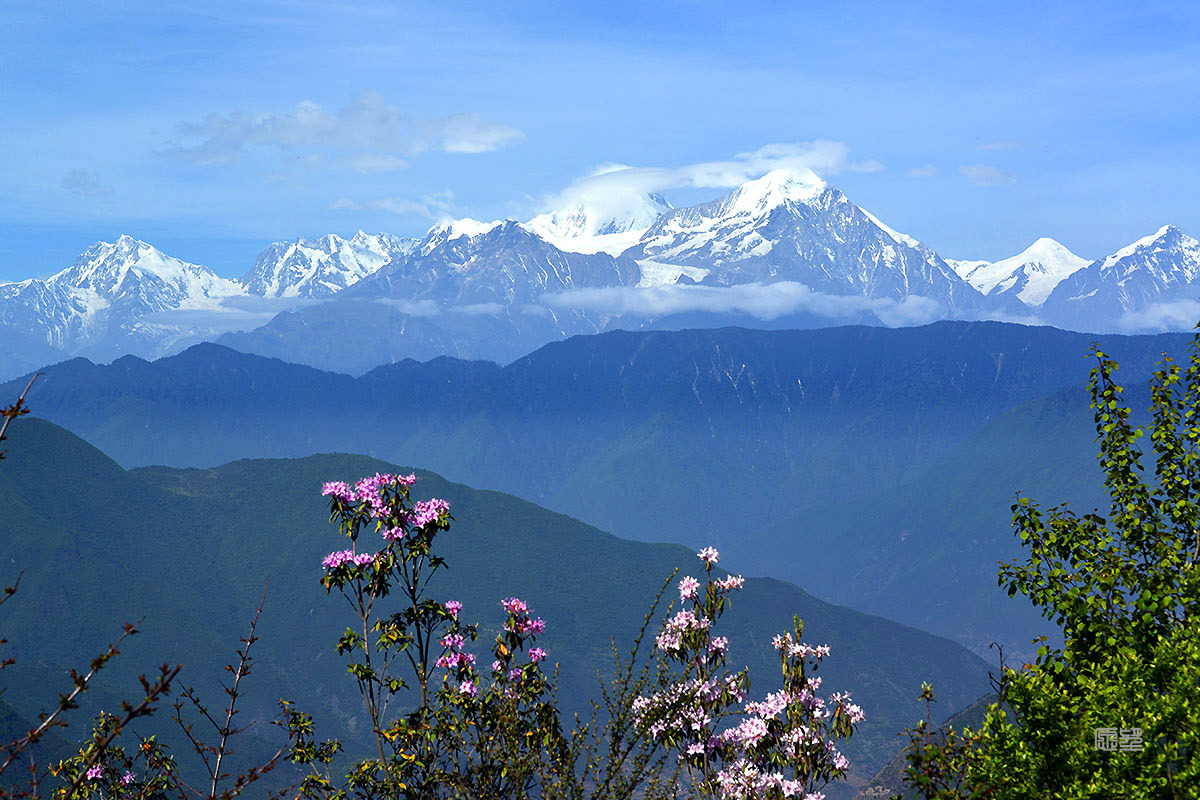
1042 225 1200 331
219 221 644 372
0 235 243 366
348 220 640 306
523 193 673 256
949 238 1089 308
623 169 999 316
242 231 416 298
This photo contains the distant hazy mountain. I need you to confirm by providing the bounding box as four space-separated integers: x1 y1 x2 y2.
241 231 416 298
1041 225 1200 331
0 417 992 789
7 321 1192 664
949 237 1089 307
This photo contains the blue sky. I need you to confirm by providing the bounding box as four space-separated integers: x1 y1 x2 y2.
1 0 1197 280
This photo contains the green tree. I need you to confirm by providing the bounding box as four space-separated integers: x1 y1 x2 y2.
899 336 1200 798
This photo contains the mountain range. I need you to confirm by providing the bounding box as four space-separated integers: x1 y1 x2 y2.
4 320 1191 662
3 171 1199 379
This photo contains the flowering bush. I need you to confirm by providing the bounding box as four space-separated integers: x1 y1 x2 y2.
290 472 866 800
633 548 864 800
291 473 570 799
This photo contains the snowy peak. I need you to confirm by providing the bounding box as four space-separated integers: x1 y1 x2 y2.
50 235 240 309
1040 225 1200 331
625 170 994 314
241 231 415 298
721 168 826 218
523 192 672 256
419 218 505 255
952 237 1088 307
1099 225 1196 275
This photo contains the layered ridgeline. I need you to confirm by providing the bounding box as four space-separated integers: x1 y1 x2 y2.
3 322 1191 660
0 418 991 793
726 380 1116 660
6 170 1199 379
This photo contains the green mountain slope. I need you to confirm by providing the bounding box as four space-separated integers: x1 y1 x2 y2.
0 418 992 790
729 380 1155 660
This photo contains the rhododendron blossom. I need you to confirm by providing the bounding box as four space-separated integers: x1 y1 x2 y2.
322 549 376 569
678 575 700 600
697 546 720 565
529 647 546 663
412 498 450 527
500 597 528 615
444 600 462 618
321 481 354 502
714 574 744 591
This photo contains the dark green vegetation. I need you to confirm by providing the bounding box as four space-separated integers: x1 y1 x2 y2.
0 418 991 792
3 321 1190 661
886 342 1200 798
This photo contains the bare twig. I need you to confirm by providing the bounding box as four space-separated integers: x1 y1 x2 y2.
0 374 40 461
172 582 294 800
209 582 268 799
0 620 149 775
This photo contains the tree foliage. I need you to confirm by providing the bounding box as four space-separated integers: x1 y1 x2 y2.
899 335 1200 798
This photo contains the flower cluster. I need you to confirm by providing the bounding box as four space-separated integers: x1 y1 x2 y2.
412 497 450 528
634 546 865 800
321 549 376 570
655 609 712 652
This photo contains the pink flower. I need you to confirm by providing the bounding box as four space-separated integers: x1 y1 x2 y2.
444 600 462 618
120 771 134 785
85 765 102 780
715 574 744 591
459 680 477 697
412 498 450 528
382 525 406 541
492 660 503 672
708 636 729 655
500 597 528 615
322 549 375 569
321 481 354 502
697 546 719 565
678 575 700 600
441 633 465 650
529 647 547 663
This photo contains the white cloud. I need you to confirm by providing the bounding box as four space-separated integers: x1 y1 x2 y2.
61 169 113 196
532 141 882 230
1117 299 1200 332
959 164 1017 186
166 92 523 167
142 295 317 335
331 197 360 210
539 281 942 327
366 189 455 219
346 153 410 173
906 164 939 178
